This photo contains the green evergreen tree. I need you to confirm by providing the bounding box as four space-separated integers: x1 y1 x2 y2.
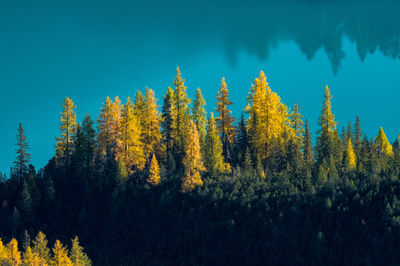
11 123 31 182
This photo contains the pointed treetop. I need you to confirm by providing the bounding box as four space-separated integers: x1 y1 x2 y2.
375 127 393 155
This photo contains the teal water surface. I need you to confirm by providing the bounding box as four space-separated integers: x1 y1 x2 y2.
1 0 400 174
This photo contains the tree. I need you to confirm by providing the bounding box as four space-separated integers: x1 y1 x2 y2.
316 85 339 164
81 114 96 169
204 113 226 176
69 236 91 266
290 104 304 142
303 119 314 169
51 240 72 266
23 246 41 266
116 97 145 174
172 67 191 167
216 77 235 162
56 97 77 163
6 238 21 266
181 121 206 193
0 238 7 263
32 231 51 264
233 114 249 168
147 154 161 186
18 181 33 224
142 88 163 159
162 87 176 156
11 123 31 182
375 127 393 156
97 97 121 156
191 87 207 150
344 138 357 170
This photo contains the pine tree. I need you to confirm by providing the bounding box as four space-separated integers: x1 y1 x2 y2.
147 154 161 186
97 96 114 156
162 87 176 157
344 138 357 170
216 77 235 162
204 113 226 176
56 97 77 163
32 231 51 264
6 238 21 266
172 67 191 167
115 159 128 186
354 116 362 155
316 85 338 164
191 87 207 150
69 236 91 266
375 127 393 156
18 181 33 224
11 123 31 182
81 114 96 169
51 240 72 266
116 97 145 174
303 119 314 169
290 104 304 142
142 88 163 159
233 114 249 167
181 121 205 193
22 230 30 252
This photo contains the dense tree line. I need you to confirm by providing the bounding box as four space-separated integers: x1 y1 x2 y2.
1 68 400 265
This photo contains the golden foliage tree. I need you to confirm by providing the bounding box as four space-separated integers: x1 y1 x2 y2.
6 238 21 266
23 246 41 265
375 127 393 156
97 96 122 156
204 113 226 176
51 240 72 266
181 121 206 193
32 231 51 265
216 77 235 162
246 71 293 162
344 138 357 170
116 97 145 174
56 97 77 162
147 154 161 186
142 88 163 159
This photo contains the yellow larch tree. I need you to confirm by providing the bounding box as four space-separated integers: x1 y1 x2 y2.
204 113 226 176
0 238 7 264
116 97 146 174
216 77 236 162
375 127 393 156
56 97 77 162
6 238 21 266
147 154 161 186
246 71 293 162
181 121 206 193
23 246 41 266
344 138 357 170
51 240 72 266
142 88 163 159
32 231 51 265
97 96 122 156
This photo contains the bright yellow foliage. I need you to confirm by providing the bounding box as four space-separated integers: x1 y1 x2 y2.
142 88 163 159
51 240 72 266
246 71 293 161
23 246 41 266
147 154 161 186
181 121 206 193
375 127 393 156
116 97 146 174
345 139 357 169
97 96 122 155
56 97 77 161
204 113 226 176
0 238 7 263
6 238 21 266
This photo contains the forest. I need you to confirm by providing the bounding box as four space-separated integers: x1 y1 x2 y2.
1 68 400 265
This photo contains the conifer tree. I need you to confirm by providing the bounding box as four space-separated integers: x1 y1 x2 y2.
316 85 338 164
147 154 161 186
0 238 6 263
354 116 362 155
81 114 96 169
69 236 91 266
115 159 128 186
162 87 176 156
6 238 21 266
172 67 191 166
11 123 31 182
191 87 207 150
52 240 73 266
290 104 304 142
216 77 235 162
18 181 33 224
204 113 226 176
23 246 41 265
32 231 51 264
375 127 393 155
303 119 314 169
181 121 205 193
97 96 114 155
142 88 163 159
233 114 249 167
56 97 77 163
116 98 145 174
344 138 357 170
